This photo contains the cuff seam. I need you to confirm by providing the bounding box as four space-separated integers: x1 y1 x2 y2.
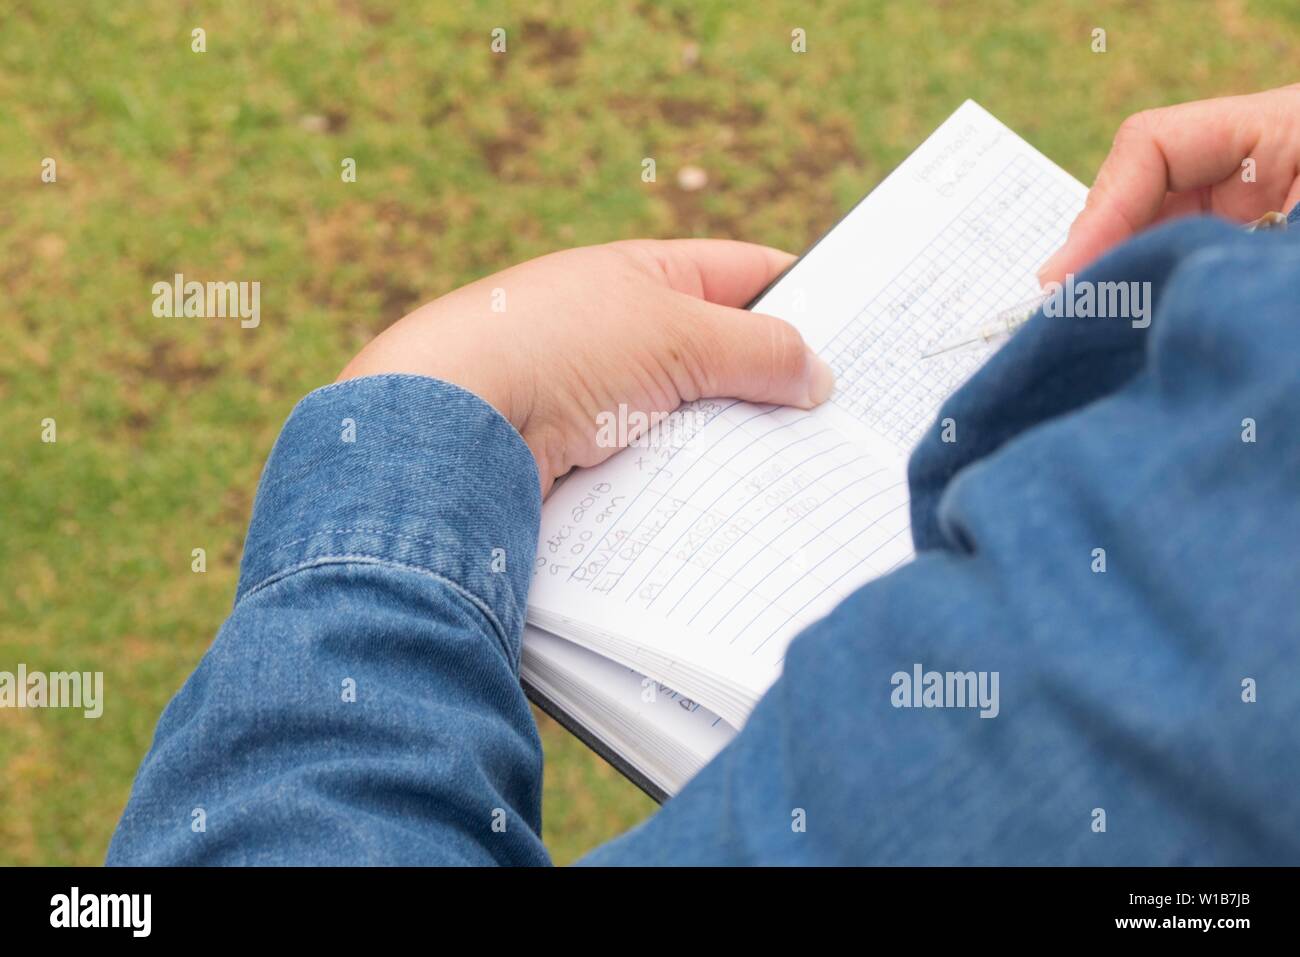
237 553 517 667
259 526 498 561
303 373 536 486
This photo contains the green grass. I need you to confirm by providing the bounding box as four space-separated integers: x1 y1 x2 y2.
2 0 1300 865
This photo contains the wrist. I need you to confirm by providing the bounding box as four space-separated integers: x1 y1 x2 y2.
338 313 529 428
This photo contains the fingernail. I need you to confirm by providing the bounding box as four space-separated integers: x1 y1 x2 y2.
804 348 835 406
1038 248 1066 287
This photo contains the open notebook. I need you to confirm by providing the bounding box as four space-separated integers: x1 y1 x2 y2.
521 101 1087 801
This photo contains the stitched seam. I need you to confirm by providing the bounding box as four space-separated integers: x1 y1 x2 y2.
237 554 517 666
263 527 500 559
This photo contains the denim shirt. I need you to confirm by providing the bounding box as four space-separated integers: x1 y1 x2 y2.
108 213 1300 865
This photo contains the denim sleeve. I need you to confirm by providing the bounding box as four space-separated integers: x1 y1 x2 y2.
110 218 1300 867
107 375 549 865
582 216 1300 865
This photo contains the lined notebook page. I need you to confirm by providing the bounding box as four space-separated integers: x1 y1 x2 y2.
527 101 1086 710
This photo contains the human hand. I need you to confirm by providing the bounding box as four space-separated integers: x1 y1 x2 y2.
1039 85 1300 285
338 239 834 496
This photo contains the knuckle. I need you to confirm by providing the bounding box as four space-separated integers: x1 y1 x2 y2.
765 315 806 381
670 302 714 390
1115 109 1158 144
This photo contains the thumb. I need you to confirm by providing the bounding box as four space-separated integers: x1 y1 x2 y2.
681 300 836 410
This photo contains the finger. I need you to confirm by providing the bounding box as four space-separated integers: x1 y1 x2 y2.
679 300 835 410
1038 94 1266 285
614 238 796 307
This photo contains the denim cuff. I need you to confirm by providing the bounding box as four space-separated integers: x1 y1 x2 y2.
235 374 541 666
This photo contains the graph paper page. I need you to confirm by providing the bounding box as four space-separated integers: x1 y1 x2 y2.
527 101 1086 704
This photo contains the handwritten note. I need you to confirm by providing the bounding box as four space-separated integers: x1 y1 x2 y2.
526 101 1087 727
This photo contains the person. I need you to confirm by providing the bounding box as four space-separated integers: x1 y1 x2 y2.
108 87 1300 865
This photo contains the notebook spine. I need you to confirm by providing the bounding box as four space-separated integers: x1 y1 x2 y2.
521 677 669 806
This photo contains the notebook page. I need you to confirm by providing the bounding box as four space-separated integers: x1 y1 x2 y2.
533 401 911 699
755 100 1087 455
527 101 1086 710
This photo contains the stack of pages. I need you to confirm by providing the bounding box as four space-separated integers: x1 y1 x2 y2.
521 101 1087 800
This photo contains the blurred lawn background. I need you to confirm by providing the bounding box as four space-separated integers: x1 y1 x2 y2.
3 0 1300 865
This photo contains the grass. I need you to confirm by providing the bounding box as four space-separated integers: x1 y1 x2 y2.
2 0 1300 865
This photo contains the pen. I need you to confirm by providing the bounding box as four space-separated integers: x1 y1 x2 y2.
921 210 1289 361
919 294 1048 360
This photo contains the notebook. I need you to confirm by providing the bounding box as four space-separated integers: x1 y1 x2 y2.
521 101 1087 801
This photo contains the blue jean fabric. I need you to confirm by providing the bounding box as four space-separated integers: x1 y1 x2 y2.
109 214 1300 864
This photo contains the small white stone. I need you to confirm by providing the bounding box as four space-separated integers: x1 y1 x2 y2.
677 165 708 191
